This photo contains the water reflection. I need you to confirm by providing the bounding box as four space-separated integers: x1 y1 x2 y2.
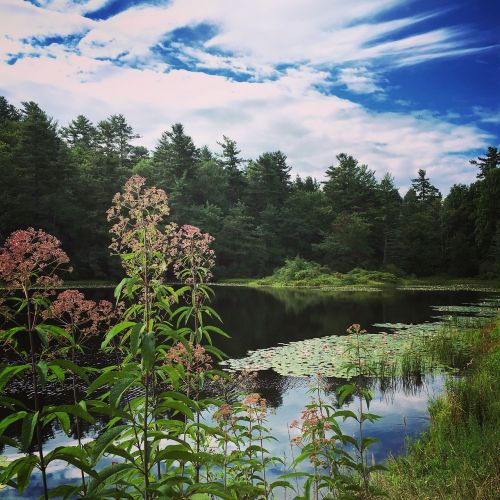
245 370 443 484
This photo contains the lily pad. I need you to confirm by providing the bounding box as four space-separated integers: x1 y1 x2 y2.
221 296 499 378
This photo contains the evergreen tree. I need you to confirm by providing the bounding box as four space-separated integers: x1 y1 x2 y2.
7 102 72 235
473 149 500 274
282 184 327 260
313 212 374 272
97 114 138 169
374 173 402 267
61 114 97 150
323 153 377 216
442 184 478 275
217 135 246 203
217 203 265 277
411 169 441 203
396 170 443 276
470 146 500 179
152 123 199 220
245 151 291 217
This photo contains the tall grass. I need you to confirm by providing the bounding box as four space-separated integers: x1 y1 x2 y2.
377 317 500 499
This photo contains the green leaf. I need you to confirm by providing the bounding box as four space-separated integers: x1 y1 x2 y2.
86 401 131 421
0 365 30 392
46 446 96 477
334 409 358 421
55 412 71 435
141 331 155 371
0 455 38 493
0 411 27 437
101 322 136 350
48 405 95 424
337 383 357 406
37 324 75 346
47 484 81 499
0 395 28 411
36 361 48 389
130 322 143 356
203 325 230 338
50 359 88 382
270 480 293 490
48 363 65 384
87 368 118 396
109 376 138 407
104 444 136 464
91 425 128 464
361 436 379 451
20 411 38 452
114 277 128 304
36 326 49 347
158 391 198 411
159 400 194 420
87 463 136 495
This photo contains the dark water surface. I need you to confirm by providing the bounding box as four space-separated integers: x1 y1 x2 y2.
1 286 496 497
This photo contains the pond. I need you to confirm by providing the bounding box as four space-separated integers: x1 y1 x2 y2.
1 286 498 498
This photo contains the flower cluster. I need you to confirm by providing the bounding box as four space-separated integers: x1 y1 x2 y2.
0 228 70 289
44 289 114 342
291 408 335 467
213 403 233 424
172 225 215 284
242 392 267 420
165 341 213 374
107 175 177 280
347 323 366 336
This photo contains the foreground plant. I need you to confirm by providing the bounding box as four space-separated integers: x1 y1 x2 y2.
80 175 229 498
0 229 95 499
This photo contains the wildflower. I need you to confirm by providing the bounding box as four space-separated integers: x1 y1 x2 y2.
44 289 115 342
172 224 215 284
242 393 267 419
214 403 233 423
165 341 213 374
0 228 70 290
107 175 177 280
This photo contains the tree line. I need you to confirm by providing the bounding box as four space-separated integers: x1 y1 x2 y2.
0 96 498 279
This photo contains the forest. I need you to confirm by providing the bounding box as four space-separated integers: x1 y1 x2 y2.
1 96 499 280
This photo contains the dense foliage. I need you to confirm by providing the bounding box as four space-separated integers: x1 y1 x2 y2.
0 96 499 279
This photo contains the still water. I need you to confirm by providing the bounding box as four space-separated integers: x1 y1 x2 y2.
0 286 496 497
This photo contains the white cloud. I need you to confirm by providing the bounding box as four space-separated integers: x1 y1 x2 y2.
1 53 490 194
31 0 112 15
472 106 500 125
337 67 383 94
66 0 486 73
0 0 93 40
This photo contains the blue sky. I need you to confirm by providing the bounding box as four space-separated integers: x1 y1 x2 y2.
1 0 498 192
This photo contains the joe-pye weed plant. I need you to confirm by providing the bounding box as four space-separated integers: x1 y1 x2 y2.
0 229 98 499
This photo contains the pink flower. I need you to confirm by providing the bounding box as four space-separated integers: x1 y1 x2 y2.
0 228 70 290
107 175 177 280
44 289 115 342
173 224 215 284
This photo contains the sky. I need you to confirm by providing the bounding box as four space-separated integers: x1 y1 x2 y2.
1 0 499 193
